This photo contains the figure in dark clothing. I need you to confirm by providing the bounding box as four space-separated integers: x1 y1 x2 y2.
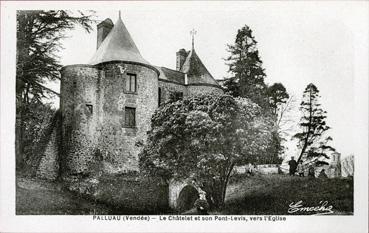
194 199 209 215
318 169 328 178
288 156 298 176
308 166 315 178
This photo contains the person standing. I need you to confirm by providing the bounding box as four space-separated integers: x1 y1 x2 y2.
297 160 305 177
288 156 298 176
308 165 315 178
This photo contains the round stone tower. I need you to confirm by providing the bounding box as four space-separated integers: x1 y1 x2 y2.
60 65 101 175
60 14 159 176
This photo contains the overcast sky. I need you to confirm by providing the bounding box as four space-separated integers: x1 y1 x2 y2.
45 1 368 158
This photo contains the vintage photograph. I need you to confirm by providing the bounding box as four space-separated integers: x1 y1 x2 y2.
12 3 361 218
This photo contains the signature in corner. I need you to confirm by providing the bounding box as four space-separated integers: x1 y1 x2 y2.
288 200 334 215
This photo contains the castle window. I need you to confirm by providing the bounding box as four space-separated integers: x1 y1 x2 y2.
86 104 93 114
158 87 162 106
125 107 136 127
125 73 137 93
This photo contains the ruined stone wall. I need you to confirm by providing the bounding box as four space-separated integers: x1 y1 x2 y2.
158 80 187 104
60 65 100 176
187 85 223 96
36 113 61 180
97 62 159 173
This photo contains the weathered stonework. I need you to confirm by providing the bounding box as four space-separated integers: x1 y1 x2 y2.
96 62 158 173
38 15 223 185
187 84 223 96
60 65 100 176
36 115 61 180
60 62 159 176
158 80 187 104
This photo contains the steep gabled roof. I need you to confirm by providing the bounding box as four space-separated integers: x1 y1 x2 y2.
89 16 150 66
180 49 220 86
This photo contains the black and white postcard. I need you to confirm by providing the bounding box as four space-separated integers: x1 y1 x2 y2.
0 1 368 233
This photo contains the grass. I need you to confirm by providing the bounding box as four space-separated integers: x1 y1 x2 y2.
16 174 353 215
221 174 353 215
16 177 112 215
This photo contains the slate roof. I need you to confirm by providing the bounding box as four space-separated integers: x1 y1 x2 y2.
156 67 185 84
180 49 220 86
89 16 150 66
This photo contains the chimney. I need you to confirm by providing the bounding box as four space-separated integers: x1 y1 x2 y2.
176 49 187 71
96 18 114 49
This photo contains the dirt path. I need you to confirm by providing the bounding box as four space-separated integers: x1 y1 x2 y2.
16 177 112 215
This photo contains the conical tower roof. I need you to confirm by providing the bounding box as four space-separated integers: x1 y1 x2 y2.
89 15 150 66
180 49 220 86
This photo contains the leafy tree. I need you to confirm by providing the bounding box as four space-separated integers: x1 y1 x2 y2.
16 10 95 169
139 94 273 209
223 25 268 109
266 83 289 116
293 83 335 163
265 83 291 160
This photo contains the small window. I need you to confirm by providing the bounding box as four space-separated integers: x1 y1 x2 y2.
125 107 136 127
125 73 137 93
158 87 162 106
86 104 93 114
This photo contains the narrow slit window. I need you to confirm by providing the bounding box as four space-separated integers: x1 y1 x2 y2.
158 87 162 106
125 107 136 127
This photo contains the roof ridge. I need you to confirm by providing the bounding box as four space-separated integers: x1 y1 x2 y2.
160 66 185 74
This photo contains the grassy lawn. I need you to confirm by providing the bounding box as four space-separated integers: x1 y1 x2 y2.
221 174 353 215
16 177 112 215
16 174 353 215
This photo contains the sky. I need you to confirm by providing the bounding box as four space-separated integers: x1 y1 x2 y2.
44 1 368 159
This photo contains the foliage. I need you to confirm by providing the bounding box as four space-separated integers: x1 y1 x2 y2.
293 83 335 163
265 83 291 160
139 94 273 208
223 26 290 162
266 83 289 115
223 25 268 109
16 10 95 168
16 10 95 101
16 100 56 172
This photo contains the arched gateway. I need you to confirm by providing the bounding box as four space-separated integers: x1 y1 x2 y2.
168 179 204 212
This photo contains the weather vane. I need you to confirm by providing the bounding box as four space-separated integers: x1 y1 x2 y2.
190 28 197 50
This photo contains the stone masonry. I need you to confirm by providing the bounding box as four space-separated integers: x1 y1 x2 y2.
36 14 223 179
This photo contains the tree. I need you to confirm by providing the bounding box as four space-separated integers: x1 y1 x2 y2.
266 83 289 116
265 83 292 160
293 83 335 163
223 25 268 109
16 10 95 169
139 94 273 209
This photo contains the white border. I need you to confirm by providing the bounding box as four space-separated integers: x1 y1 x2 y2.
0 1 368 233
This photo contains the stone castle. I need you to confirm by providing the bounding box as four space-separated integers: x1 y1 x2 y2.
36 14 223 179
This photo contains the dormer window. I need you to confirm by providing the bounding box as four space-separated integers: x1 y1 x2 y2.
125 73 137 93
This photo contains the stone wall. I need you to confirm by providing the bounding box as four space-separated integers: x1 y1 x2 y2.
158 80 187 104
61 62 159 176
97 62 159 173
36 124 59 180
187 84 223 96
60 65 100 176
36 111 62 180
58 63 223 178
